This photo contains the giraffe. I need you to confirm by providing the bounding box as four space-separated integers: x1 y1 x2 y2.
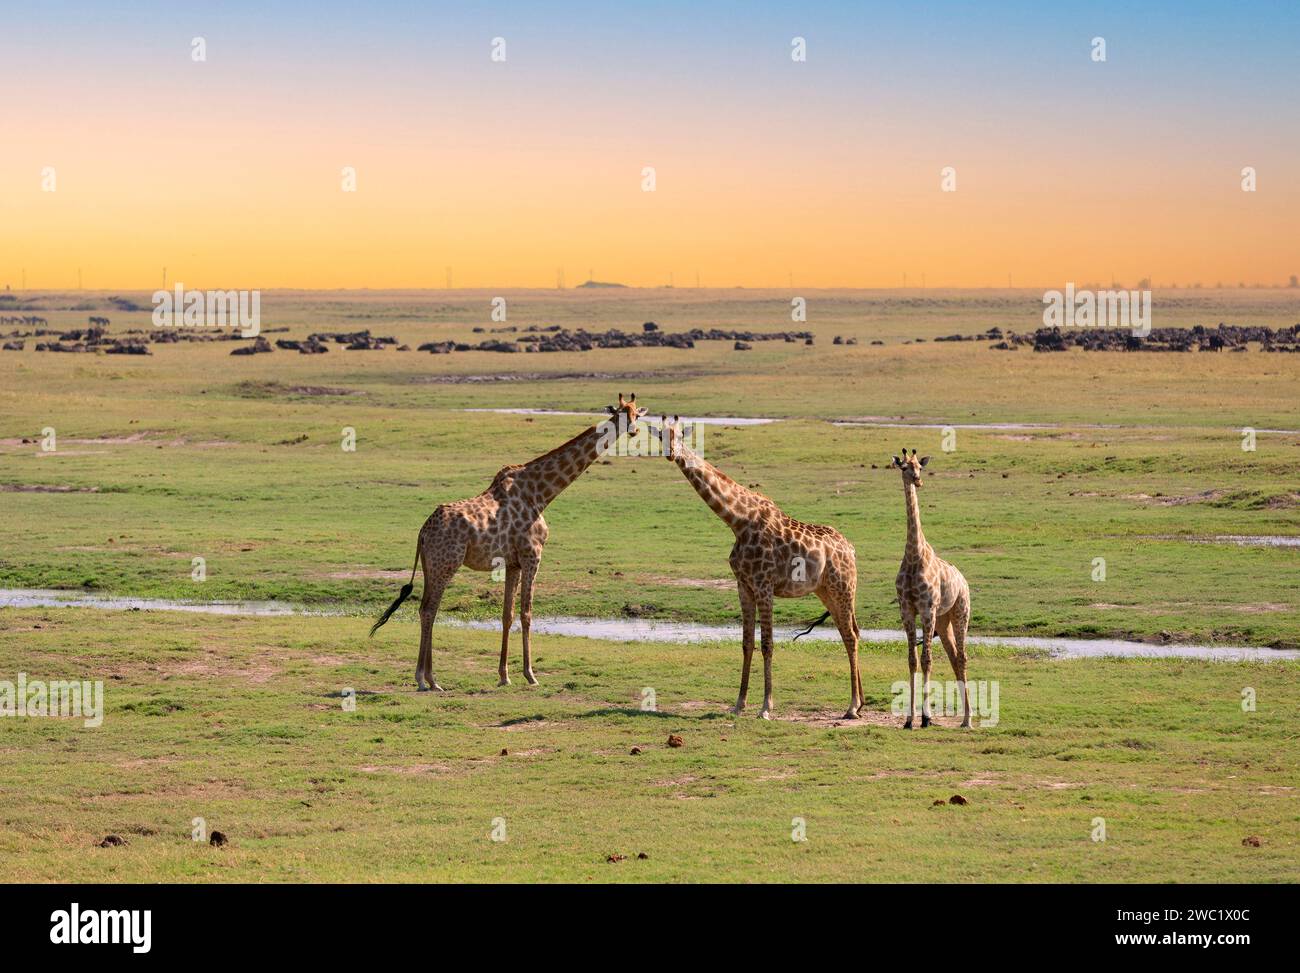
891 449 972 729
370 393 649 691
652 416 862 720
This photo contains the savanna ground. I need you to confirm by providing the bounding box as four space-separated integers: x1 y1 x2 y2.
1 288 1297 881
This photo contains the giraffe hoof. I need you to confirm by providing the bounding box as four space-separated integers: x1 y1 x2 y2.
430 682 445 692
903 719 913 730
497 676 510 687
921 714 932 728
758 710 772 721
524 673 539 686
842 710 859 721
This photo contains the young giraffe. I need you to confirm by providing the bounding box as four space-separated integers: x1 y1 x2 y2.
891 449 972 728
654 417 863 720
370 393 649 690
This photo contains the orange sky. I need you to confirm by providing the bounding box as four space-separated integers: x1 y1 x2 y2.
3 3 1298 290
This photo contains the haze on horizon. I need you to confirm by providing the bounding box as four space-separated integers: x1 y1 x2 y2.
3 1 1298 291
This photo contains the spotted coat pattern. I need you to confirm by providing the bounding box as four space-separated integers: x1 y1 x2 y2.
657 419 862 720
407 395 646 691
891 450 972 728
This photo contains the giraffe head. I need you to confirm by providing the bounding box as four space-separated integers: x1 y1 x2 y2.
605 392 648 436
890 448 930 487
658 415 697 462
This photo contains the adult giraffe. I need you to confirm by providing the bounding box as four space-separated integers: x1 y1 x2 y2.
370 393 648 690
653 416 862 720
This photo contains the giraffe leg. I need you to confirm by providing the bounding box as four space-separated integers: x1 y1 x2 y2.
416 579 448 692
757 591 775 719
518 554 541 685
953 598 973 728
497 564 520 686
838 608 862 720
920 608 937 727
936 615 962 725
733 585 756 714
854 637 865 717
820 590 862 720
902 611 918 729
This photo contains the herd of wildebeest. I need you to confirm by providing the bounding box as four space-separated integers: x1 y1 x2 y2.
3 313 1299 356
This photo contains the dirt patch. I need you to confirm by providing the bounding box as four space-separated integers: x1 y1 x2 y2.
286 385 362 396
358 763 454 776
959 775 1005 788
309 654 350 666
161 657 279 684
1154 490 1228 506
324 569 410 580
778 708 963 730
0 484 100 493
66 432 156 445
115 755 179 769
641 574 736 590
1256 784 1295 796
234 381 363 398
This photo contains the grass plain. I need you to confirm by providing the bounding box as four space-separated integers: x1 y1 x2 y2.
1 288 1296 881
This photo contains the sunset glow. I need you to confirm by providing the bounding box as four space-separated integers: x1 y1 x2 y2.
4 1 1298 289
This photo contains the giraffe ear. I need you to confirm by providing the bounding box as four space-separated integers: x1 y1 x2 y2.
919 455 931 467
636 407 648 416
891 456 902 467
605 405 617 415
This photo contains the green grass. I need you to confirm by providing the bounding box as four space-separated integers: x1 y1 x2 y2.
1 608 1296 882
1 398 1295 645
1 288 1297 882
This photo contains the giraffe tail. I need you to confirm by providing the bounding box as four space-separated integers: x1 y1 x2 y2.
368 542 422 637
792 610 832 641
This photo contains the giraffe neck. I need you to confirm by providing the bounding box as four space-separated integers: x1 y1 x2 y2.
674 449 763 534
518 424 606 509
903 481 927 558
